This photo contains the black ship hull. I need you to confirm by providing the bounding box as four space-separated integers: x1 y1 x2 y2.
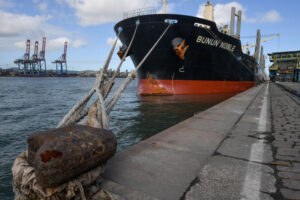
114 14 262 95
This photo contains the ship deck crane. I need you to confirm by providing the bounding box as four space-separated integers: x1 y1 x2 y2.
242 34 280 53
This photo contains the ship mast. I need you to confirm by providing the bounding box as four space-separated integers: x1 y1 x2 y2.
162 0 167 14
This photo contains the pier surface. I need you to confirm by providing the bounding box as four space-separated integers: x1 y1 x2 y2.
276 82 300 96
100 82 300 200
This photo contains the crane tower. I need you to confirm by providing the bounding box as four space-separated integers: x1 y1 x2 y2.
52 41 68 76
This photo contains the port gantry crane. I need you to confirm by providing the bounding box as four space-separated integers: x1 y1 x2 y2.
52 41 67 76
31 37 47 75
242 33 280 54
31 41 39 74
14 39 31 75
14 37 47 76
38 37 47 75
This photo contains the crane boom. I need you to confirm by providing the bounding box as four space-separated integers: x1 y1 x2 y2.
242 33 280 52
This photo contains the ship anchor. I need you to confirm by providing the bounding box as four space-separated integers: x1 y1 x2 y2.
172 38 189 60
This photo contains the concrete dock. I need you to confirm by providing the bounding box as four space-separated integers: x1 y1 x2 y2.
100 82 300 200
277 82 300 96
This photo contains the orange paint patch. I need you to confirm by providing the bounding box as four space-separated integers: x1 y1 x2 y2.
138 79 254 95
140 76 172 95
40 150 63 163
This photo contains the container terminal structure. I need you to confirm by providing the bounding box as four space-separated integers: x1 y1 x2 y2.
268 50 300 82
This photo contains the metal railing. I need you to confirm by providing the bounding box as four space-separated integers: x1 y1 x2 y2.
123 7 156 19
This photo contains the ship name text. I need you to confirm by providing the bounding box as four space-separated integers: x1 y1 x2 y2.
196 35 236 52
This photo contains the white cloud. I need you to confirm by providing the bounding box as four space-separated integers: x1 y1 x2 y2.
0 0 14 8
260 10 282 23
64 0 160 26
72 39 88 48
196 2 252 26
39 2 48 12
196 2 281 26
106 37 122 47
46 37 69 50
214 2 246 25
0 10 48 37
157 2 175 13
13 41 28 49
167 3 175 13
14 37 87 51
55 0 64 5
0 10 87 51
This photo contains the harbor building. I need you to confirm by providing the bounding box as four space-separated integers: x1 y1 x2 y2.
268 50 300 82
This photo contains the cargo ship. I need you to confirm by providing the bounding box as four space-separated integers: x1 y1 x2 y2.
114 2 264 95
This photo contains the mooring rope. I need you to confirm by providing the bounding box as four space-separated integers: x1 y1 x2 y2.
57 32 121 128
96 30 120 93
95 23 140 129
104 22 139 98
58 21 171 129
74 23 140 126
95 86 109 129
74 181 87 200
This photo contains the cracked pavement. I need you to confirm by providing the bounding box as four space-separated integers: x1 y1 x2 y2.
184 83 300 200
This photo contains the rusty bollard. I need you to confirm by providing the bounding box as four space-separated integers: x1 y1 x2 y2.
27 124 117 188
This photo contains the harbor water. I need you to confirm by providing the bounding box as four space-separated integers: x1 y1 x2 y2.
0 77 236 199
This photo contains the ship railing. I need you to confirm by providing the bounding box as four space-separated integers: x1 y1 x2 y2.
123 7 156 19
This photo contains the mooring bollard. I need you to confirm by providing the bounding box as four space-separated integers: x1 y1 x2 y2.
27 124 117 188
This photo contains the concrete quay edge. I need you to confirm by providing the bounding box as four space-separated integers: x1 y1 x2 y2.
101 84 266 200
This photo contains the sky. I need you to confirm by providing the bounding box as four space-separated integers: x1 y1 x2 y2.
0 0 299 72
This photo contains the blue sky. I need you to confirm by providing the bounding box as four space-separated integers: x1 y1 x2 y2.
0 0 299 72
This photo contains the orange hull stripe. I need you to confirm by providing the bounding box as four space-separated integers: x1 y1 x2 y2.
138 79 254 95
